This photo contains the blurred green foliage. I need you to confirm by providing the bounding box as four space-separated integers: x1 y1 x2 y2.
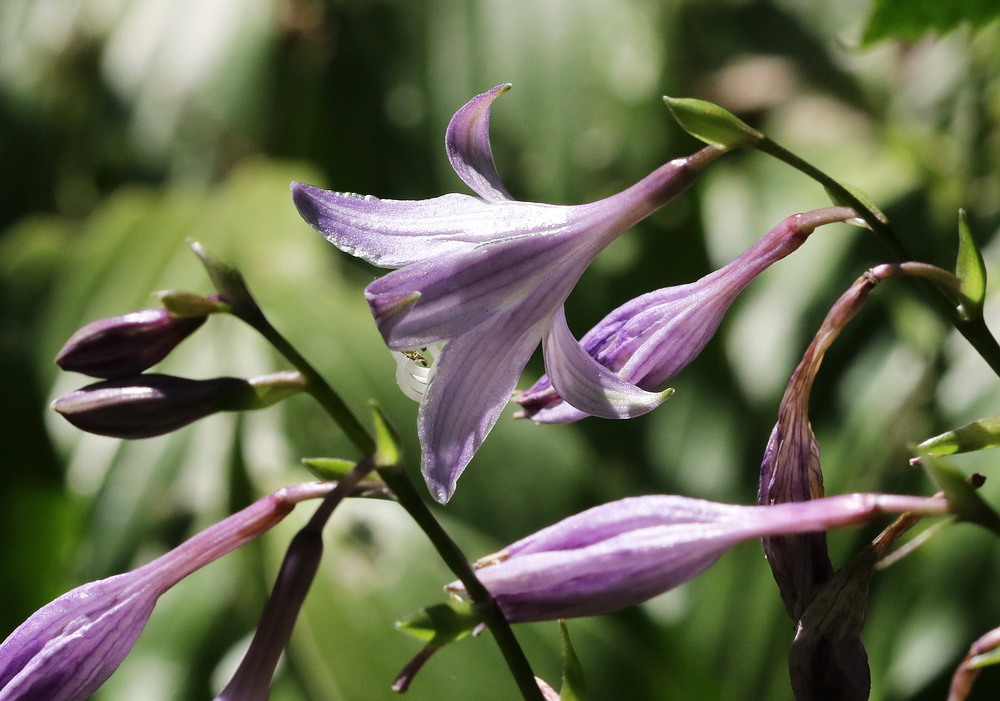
2 1 1000 699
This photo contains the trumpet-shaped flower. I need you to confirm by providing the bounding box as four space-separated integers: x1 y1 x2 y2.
0 483 332 701
516 207 860 423
448 492 947 622
292 84 726 502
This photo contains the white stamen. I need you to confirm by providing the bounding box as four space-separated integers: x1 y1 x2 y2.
391 343 444 402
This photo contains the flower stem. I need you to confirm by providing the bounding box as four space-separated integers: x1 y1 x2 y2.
756 137 1000 379
239 308 375 455
240 308 542 700
376 462 545 701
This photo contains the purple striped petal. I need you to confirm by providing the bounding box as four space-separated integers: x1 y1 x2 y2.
445 84 514 201
418 313 546 503
541 307 672 419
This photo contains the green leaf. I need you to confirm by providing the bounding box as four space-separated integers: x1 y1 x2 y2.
395 600 482 646
919 416 1000 456
662 97 763 149
956 210 987 320
916 456 1000 535
863 0 1000 45
558 621 588 701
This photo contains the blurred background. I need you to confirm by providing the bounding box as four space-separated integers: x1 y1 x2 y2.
2 0 1000 699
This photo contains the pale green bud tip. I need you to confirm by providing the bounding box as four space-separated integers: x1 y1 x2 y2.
662 96 764 149
241 371 308 409
156 290 229 317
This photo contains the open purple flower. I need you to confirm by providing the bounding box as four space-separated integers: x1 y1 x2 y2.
292 84 727 502
516 206 860 423
449 492 947 623
0 483 332 701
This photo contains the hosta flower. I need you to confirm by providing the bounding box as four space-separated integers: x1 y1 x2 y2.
0 483 333 701
516 206 860 423
448 492 947 623
292 84 726 502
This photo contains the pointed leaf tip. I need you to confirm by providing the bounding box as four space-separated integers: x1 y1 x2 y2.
662 96 763 149
956 209 987 320
916 455 1000 535
919 416 1000 456
370 402 403 467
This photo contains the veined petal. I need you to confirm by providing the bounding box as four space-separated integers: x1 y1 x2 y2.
418 314 545 503
292 184 507 267
543 307 672 419
445 84 513 202
365 223 587 350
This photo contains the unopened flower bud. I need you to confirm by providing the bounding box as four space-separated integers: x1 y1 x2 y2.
0 482 333 701
52 374 278 439
56 309 207 379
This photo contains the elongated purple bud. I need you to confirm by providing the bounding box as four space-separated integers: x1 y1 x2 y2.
56 309 207 379
449 493 948 623
0 482 334 701
51 372 305 439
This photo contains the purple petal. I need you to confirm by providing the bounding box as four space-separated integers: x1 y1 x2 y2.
477 525 730 621
292 184 509 267
418 314 545 503
445 84 513 202
364 220 587 351
503 495 747 558
542 307 672 419
0 576 157 701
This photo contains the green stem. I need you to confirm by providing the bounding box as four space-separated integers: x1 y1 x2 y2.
756 137 1000 379
378 464 546 701
240 309 543 700
240 308 374 456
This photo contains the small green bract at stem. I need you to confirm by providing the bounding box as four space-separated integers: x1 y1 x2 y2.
558 622 588 701
662 96 763 149
970 646 1000 670
241 371 308 409
915 455 1000 535
370 401 403 467
301 457 363 481
188 240 260 318
821 181 888 226
395 601 482 646
919 416 1000 456
156 290 229 318
956 210 987 320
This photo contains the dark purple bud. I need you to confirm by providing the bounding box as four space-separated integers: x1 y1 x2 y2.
51 374 252 439
56 309 207 379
